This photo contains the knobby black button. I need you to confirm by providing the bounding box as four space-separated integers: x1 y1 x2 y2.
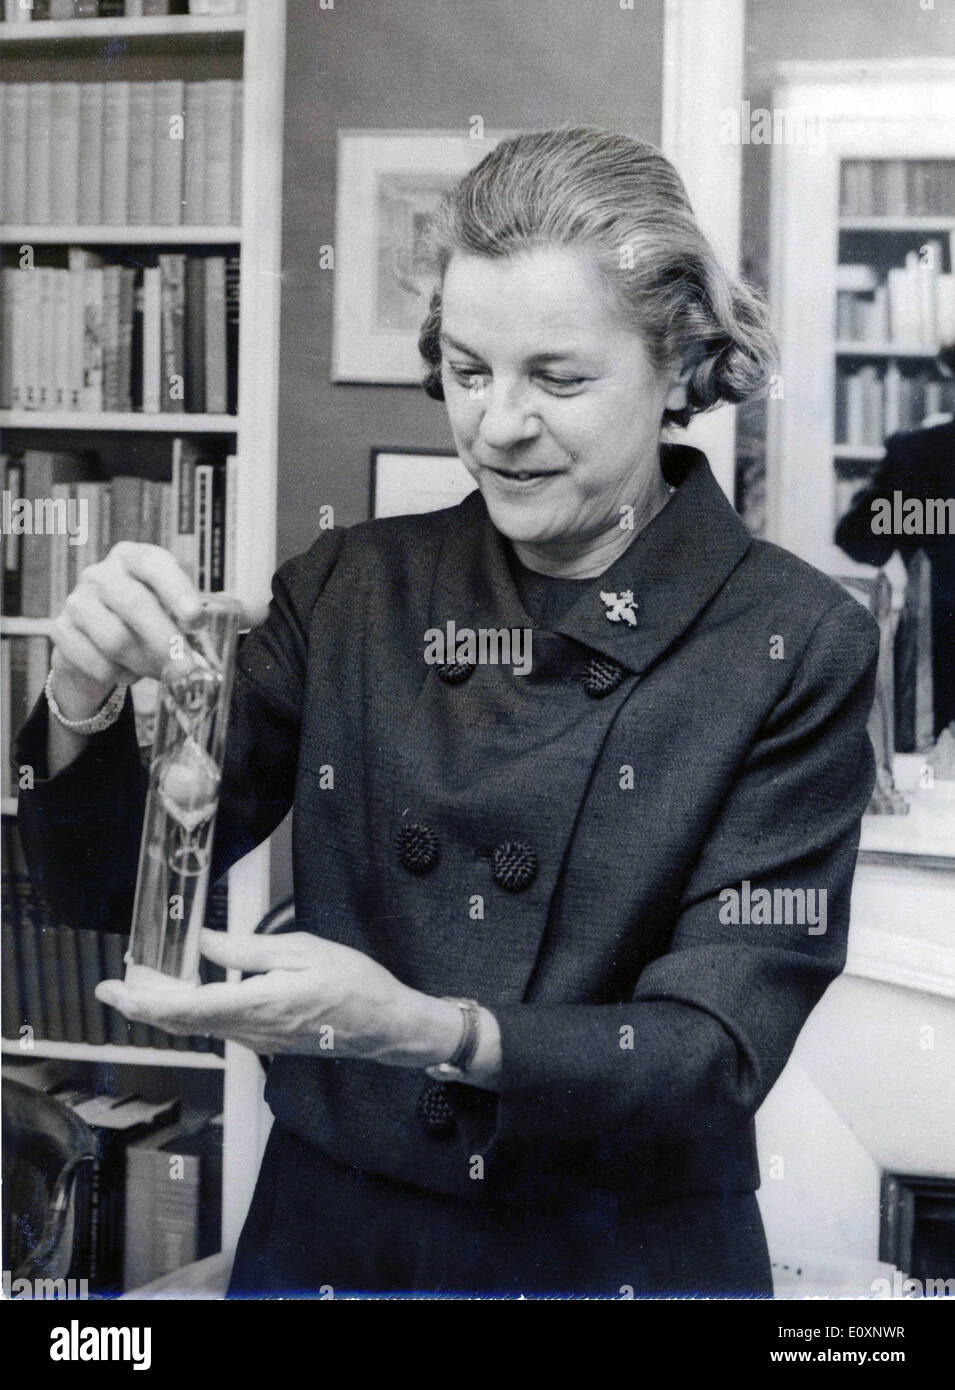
437 661 475 685
491 840 537 893
417 1081 456 1138
397 822 439 874
580 656 625 698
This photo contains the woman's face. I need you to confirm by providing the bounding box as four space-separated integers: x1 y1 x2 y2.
439 245 687 563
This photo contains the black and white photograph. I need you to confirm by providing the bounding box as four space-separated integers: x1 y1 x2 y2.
0 0 953 1347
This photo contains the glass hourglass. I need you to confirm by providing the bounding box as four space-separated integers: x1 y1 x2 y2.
125 595 243 988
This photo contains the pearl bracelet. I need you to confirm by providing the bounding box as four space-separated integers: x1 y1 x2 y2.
44 670 128 735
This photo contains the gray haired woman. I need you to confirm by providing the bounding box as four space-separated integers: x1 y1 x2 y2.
18 127 878 1297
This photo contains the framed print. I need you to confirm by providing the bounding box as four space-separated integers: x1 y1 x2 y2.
370 448 477 519
332 130 509 383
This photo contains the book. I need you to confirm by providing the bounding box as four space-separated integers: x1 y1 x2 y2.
76 928 109 1046
2 86 29 224
183 256 206 411
141 265 162 413
170 435 199 583
102 82 131 224
127 82 156 225
203 80 234 225
36 922 66 1042
153 79 185 225
81 263 105 412
203 255 226 413
18 450 99 616
101 264 123 411
2 457 24 612
182 82 207 224
77 84 105 225
117 266 136 412
159 253 186 412
123 1114 222 1292
50 83 81 225
225 253 239 413
26 83 53 225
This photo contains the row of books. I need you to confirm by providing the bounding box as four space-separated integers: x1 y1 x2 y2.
0 79 242 226
3 2 242 17
839 160 955 218
0 251 240 414
835 249 955 350
1 826 229 1055
5 1059 222 1295
1 443 238 617
835 365 955 449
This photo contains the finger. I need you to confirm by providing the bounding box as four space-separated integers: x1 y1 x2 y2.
49 616 127 690
199 928 316 974
64 589 154 682
114 542 205 630
95 977 268 1028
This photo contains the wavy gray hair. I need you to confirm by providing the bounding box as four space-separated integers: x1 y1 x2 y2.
417 126 777 428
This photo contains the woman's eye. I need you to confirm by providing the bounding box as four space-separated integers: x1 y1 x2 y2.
537 375 586 394
448 364 487 386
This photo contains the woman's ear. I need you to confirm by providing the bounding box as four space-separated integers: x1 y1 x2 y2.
664 356 696 413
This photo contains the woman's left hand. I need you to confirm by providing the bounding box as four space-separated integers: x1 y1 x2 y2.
95 929 438 1063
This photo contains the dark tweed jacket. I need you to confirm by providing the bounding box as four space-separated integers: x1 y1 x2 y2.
16 444 879 1213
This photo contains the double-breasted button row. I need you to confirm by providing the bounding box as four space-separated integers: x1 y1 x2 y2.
396 823 537 892
435 655 625 698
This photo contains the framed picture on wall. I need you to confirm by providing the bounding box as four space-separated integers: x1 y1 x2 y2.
370 448 477 518
333 129 510 384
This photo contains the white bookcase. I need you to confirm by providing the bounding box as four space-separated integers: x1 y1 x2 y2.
0 1 286 1259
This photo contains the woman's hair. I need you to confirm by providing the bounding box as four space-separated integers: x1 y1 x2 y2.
418 126 777 428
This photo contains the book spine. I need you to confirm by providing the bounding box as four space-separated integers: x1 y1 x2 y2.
3 86 28 224
1 269 16 409
81 266 105 413
77 928 109 1045
22 267 40 409
68 254 86 410
2 458 24 613
230 83 243 224
127 83 156 226
49 482 71 615
225 253 239 413
141 265 161 413
153 79 185 225
36 922 66 1042
101 265 122 412
209 460 225 590
36 266 54 411
182 82 206 225
52 268 71 410
50 83 81 225
16 896 47 1042
26 83 52 225
203 81 234 225
77 84 105 226
223 453 237 594
102 82 131 225
117 266 136 412
183 255 206 411
194 462 212 591
159 253 185 412
203 254 226 413
58 926 85 1044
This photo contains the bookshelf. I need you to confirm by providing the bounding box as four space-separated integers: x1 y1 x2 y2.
766 60 955 867
0 0 286 1267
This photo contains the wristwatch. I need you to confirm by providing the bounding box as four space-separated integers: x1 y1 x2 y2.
425 997 481 1081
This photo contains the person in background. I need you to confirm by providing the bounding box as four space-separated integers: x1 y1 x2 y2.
836 341 955 744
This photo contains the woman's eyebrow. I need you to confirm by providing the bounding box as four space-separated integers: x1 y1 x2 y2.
439 333 589 367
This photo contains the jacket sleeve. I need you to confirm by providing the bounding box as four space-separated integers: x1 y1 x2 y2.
14 528 346 934
490 596 879 1147
834 433 923 567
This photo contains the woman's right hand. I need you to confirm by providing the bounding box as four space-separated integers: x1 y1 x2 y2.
48 541 209 721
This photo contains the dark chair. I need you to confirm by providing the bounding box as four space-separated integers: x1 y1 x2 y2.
2 1076 96 1283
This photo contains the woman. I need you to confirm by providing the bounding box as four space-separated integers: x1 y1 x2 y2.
16 129 879 1298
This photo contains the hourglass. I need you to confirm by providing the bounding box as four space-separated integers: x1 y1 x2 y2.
125 595 243 988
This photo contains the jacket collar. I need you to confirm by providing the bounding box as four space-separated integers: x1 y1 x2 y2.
433 444 752 675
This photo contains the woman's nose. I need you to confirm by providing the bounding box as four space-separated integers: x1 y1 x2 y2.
477 384 542 450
